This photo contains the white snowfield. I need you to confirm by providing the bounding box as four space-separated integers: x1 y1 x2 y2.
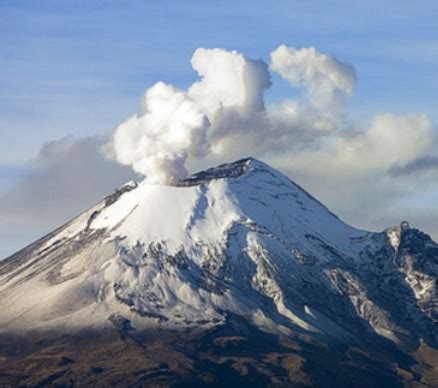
0 158 437 350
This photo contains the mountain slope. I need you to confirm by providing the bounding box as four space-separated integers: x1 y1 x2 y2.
0 157 437 386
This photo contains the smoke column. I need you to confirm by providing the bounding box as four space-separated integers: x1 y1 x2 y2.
111 45 356 184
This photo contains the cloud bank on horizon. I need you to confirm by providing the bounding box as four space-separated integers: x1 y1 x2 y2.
1 44 438 258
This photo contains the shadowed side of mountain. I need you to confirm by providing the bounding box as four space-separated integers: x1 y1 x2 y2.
0 319 424 388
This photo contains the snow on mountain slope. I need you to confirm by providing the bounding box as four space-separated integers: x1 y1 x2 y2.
0 158 436 352
91 158 364 255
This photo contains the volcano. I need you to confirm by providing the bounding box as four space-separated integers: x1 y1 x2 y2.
1 158 437 386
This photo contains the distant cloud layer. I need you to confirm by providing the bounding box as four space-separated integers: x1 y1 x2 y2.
390 156 438 176
0 136 135 258
1 44 437 258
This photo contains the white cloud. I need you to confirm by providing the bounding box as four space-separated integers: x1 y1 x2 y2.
111 48 272 184
0 136 135 258
188 48 271 118
270 112 437 236
270 45 356 110
112 82 210 184
285 113 433 176
110 46 356 184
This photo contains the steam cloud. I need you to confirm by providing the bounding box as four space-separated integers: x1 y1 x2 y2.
110 45 436 190
111 48 271 183
111 46 356 184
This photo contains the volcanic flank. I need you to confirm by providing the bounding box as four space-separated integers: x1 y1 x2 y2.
0 158 437 386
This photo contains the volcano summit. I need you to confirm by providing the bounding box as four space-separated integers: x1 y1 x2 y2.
0 158 437 386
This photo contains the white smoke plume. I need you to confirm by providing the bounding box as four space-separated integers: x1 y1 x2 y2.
110 45 433 189
270 45 356 108
111 48 272 184
112 82 210 184
188 48 271 118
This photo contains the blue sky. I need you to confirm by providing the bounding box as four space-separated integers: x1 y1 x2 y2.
1 0 438 167
1 1 438 257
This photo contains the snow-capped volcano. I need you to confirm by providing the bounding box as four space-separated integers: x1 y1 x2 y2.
0 158 437 353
